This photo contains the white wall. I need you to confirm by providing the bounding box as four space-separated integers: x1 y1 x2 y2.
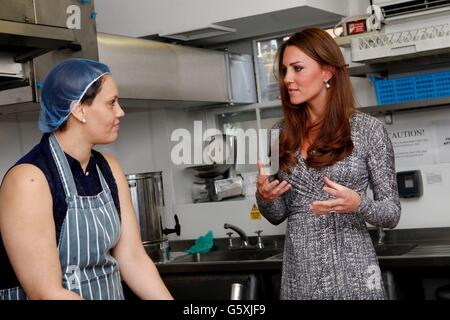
96 109 156 174
374 108 450 229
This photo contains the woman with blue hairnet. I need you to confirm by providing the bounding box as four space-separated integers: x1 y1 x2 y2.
0 59 173 300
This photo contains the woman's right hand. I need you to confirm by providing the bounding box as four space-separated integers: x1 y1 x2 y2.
256 160 291 202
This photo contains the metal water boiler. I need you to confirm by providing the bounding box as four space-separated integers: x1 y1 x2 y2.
126 171 180 262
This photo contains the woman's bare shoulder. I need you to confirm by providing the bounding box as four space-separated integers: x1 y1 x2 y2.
0 164 49 197
0 164 52 224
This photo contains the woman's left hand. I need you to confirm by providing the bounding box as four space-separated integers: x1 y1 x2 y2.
310 177 361 215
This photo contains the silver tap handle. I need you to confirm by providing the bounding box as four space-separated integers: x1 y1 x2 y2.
255 230 264 249
377 226 386 245
226 232 234 248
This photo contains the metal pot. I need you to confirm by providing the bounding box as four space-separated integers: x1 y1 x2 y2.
126 171 181 262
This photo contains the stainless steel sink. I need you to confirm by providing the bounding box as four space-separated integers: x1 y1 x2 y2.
171 248 282 263
374 243 417 256
170 243 417 263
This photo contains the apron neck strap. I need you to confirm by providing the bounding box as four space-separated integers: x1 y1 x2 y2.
49 133 78 197
96 165 110 192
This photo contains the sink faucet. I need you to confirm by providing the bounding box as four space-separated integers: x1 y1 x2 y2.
224 223 262 249
377 226 386 246
255 230 264 249
226 232 234 248
224 223 250 248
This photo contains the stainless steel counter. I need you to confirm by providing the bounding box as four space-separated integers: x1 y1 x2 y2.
157 227 450 273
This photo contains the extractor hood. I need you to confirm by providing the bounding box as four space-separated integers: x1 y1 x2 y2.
1 1 256 114
97 33 256 109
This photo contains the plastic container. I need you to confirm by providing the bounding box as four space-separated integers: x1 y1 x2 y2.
370 70 450 105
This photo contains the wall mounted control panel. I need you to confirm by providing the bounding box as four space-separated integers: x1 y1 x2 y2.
397 170 423 198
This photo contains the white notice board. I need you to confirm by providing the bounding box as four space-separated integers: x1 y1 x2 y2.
387 123 437 167
435 120 450 164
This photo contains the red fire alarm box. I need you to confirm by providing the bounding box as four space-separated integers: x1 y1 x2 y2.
346 19 368 35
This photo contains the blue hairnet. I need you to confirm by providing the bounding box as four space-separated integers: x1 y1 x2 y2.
39 58 111 133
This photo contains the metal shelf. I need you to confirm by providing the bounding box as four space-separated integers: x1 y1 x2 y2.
349 52 450 77
358 96 450 114
0 20 77 63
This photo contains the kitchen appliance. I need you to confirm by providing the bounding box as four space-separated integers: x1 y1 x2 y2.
188 166 244 202
188 164 232 203
187 134 244 202
126 171 180 263
212 177 244 201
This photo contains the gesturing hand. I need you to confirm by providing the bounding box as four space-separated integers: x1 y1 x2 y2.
310 176 361 215
256 160 291 202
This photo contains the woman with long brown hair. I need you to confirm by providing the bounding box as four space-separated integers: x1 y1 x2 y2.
256 28 401 299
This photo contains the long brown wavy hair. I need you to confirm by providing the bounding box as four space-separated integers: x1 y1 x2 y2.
276 28 355 171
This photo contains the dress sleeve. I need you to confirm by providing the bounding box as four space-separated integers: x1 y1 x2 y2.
256 174 289 225
356 120 401 228
255 119 289 225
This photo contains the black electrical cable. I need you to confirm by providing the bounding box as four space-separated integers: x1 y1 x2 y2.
370 0 375 14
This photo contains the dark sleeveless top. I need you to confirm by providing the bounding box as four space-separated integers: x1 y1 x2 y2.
0 133 121 290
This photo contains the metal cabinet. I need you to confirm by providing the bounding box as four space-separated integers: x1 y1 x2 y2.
0 0 35 23
0 0 74 27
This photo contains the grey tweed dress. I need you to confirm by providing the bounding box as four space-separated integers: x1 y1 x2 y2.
256 111 401 300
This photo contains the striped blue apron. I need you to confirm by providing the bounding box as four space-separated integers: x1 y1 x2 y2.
0 134 124 300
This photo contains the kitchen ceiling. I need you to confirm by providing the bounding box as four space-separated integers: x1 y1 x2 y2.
151 6 343 47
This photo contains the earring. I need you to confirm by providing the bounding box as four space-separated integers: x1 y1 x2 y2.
324 80 330 89
81 118 86 123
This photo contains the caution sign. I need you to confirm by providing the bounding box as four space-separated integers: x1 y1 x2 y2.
250 204 261 220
